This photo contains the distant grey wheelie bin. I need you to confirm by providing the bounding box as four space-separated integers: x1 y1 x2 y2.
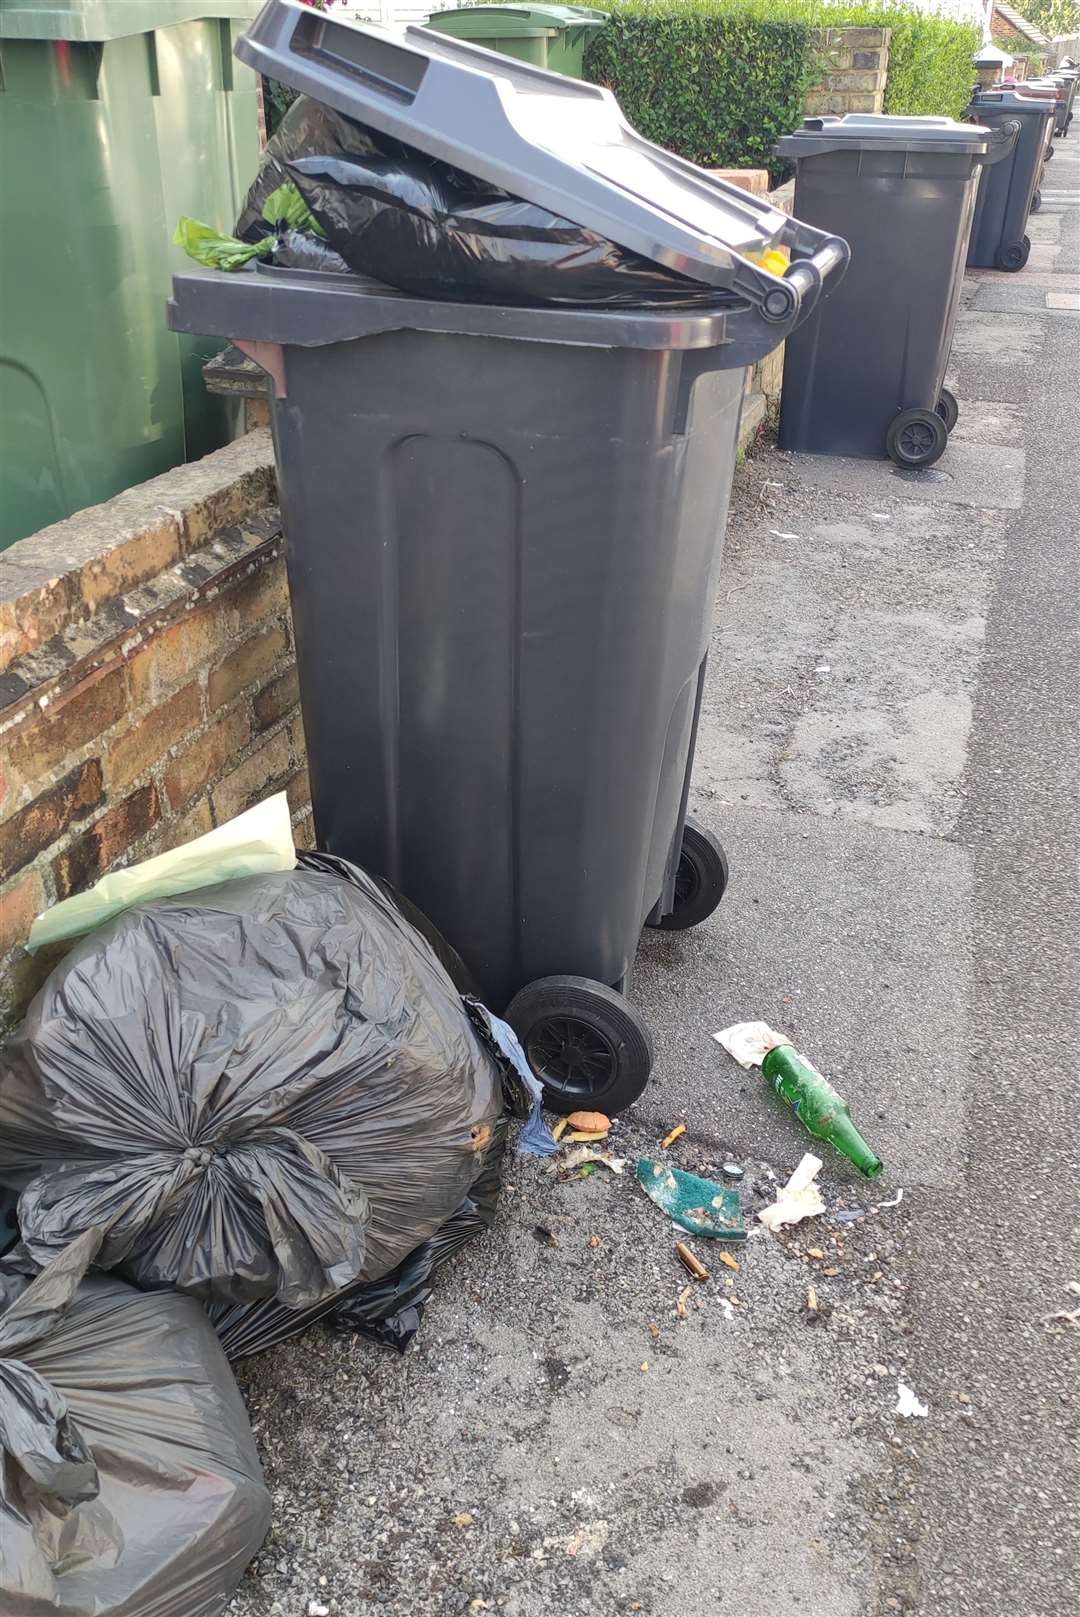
169 0 848 1115
777 114 1016 468
966 88 1055 270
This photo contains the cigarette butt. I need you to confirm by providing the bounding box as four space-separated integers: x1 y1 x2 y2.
675 1242 710 1281
806 1285 818 1311
718 1251 740 1273
589 1234 601 1249
648 1321 660 1340
676 1284 693 1319
552 1119 568 1142
661 1123 687 1149
823 1266 839 1276
807 1247 825 1260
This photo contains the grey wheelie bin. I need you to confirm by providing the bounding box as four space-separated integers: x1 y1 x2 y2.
1024 76 1073 137
777 114 1016 469
168 0 847 1115
966 89 1056 269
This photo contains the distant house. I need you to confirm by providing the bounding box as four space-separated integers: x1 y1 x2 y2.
990 5 1052 49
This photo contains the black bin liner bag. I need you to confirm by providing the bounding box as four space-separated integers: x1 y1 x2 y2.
0 860 505 1311
0 1228 270 1616
235 93 713 307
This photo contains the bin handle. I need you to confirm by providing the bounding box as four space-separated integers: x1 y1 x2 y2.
782 234 850 328
977 119 1021 165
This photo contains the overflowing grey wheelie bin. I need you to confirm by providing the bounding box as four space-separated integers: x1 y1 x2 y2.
966 88 1056 270
777 114 1016 468
169 0 847 1113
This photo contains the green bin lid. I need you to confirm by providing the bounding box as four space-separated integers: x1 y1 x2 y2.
426 5 607 38
0 1 256 42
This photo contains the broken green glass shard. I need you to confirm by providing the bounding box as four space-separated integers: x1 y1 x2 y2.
636 1159 746 1241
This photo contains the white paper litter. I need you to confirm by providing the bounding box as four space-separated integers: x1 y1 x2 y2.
876 1188 904 1210
758 1153 826 1232
769 530 801 540
712 1021 784 1069
895 1381 929 1419
718 1298 736 1322
554 1146 628 1175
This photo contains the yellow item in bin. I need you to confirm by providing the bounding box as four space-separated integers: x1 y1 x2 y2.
747 247 791 278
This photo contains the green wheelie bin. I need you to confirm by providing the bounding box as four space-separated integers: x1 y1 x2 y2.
0 2 260 551
424 5 608 78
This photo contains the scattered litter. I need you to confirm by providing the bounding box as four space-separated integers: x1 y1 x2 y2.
1043 1282 1080 1332
870 512 891 522
556 1146 628 1175
801 1284 832 1326
675 1243 710 1281
676 1284 693 1319
758 1154 826 1232
713 1021 782 1068
718 1298 736 1321
835 1208 866 1224
876 1188 904 1209
308 1604 330 1617
815 663 831 674
565 1110 611 1135
661 1122 687 1149
552 1119 569 1142
717 1251 741 1273
721 1160 745 1183
0 1230 270 1617
895 1382 929 1419
452 1512 475 1529
769 529 801 540
807 1247 825 1260
760 1041 883 1178
640 1362 649 1373
564 1129 611 1143
589 1234 602 1249
648 1322 661 1341
636 1160 746 1241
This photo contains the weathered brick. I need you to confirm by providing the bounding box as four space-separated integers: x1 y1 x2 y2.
158 796 214 852
4 664 129 785
825 70 882 93
228 556 290 630
285 765 311 815
293 807 316 852
840 26 889 48
53 785 161 901
253 664 300 730
211 729 293 824
0 759 104 884
0 867 45 958
79 521 180 613
208 624 289 712
853 50 882 70
164 708 251 811
707 167 770 196
126 600 227 705
107 681 203 790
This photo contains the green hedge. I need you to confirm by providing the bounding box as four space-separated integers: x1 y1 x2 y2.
584 2 817 174
585 2 983 174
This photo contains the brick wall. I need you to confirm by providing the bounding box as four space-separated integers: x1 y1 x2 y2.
805 26 891 117
0 431 310 1031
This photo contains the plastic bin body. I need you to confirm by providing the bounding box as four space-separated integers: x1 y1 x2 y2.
966 91 1055 267
0 3 258 551
171 271 748 1008
425 6 607 78
777 115 997 460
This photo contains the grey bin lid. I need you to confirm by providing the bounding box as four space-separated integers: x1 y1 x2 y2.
231 0 792 288
777 113 995 160
970 89 1058 117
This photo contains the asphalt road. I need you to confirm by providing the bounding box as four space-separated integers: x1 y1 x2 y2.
228 137 1079 1617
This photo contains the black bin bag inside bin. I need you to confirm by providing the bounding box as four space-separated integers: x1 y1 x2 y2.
235 94 714 306
0 857 506 1312
0 1229 270 1617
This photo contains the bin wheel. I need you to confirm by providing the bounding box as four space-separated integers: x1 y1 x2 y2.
648 816 729 932
995 236 1030 273
1044 144 1054 159
935 388 960 435
1030 188 1042 213
886 408 949 470
505 975 654 1116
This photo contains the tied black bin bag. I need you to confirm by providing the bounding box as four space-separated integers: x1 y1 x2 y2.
0 857 507 1312
0 1228 270 1617
236 95 712 306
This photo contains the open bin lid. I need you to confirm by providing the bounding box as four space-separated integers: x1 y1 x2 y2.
231 0 794 288
969 88 1058 118
426 6 608 38
777 113 996 159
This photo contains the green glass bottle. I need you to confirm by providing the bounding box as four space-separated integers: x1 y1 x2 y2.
761 1043 883 1178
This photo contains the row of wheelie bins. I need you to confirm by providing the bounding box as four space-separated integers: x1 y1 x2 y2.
167 6 1069 1114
